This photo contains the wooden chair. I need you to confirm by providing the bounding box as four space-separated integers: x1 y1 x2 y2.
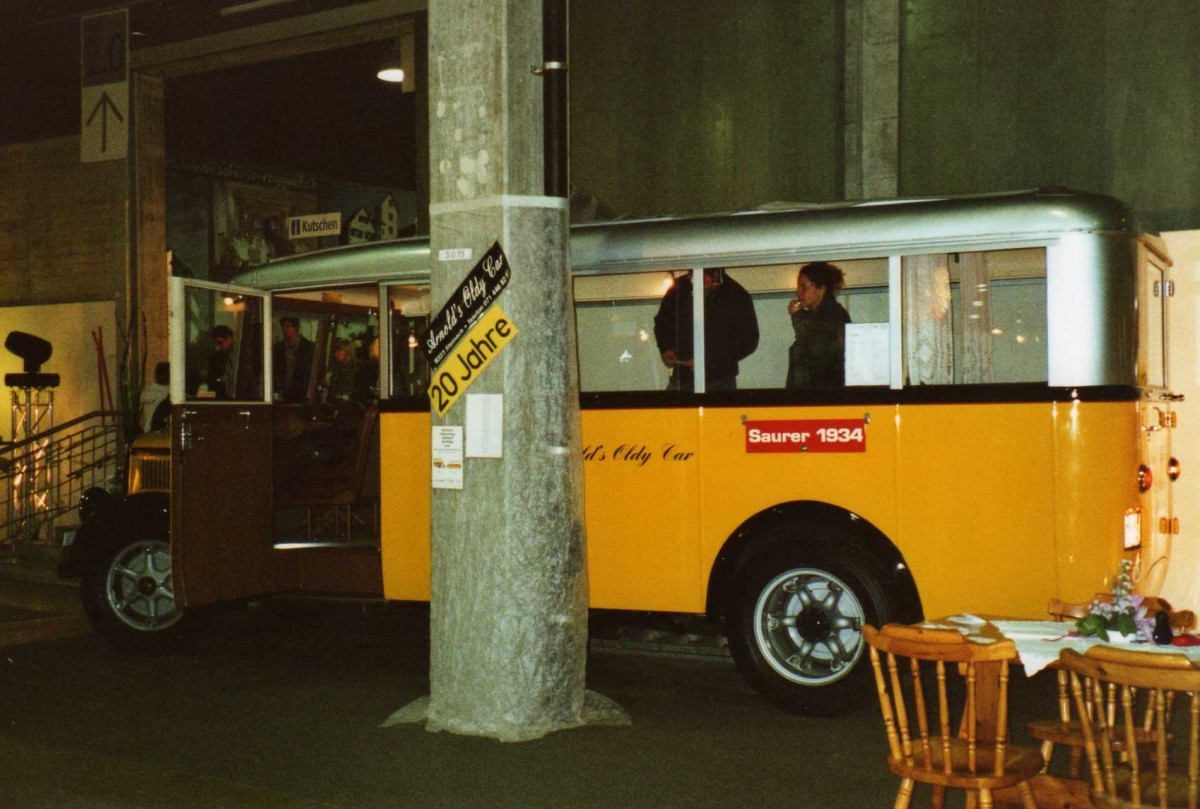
1059 645 1200 808
865 624 1044 808
1027 596 1196 778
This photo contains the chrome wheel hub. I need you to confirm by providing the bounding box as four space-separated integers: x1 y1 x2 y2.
753 567 866 686
105 541 182 632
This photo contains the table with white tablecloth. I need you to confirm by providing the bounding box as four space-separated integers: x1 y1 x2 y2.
932 614 1200 675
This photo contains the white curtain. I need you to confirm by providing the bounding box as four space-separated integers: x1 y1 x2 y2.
903 254 954 385
957 252 995 384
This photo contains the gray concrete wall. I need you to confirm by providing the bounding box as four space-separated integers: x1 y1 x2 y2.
570 0 843 218
0 137 128 306
569 1 1200 231
900 0 1200 231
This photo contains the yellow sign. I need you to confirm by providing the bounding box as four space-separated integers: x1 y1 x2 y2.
428 305 517 416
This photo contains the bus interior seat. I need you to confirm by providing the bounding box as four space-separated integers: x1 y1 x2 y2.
282 403 380 541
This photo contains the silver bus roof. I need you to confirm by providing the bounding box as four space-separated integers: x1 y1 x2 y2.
232 188 1166 291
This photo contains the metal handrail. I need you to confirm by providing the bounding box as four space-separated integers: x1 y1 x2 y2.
2 410 123 452
0 410 125 551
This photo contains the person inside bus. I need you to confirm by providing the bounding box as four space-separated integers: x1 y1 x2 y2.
139 361 171 433
274 316 315 404
785 261 851 388
207 325 236 399
654 267 759 391
352 336 381 408
326 338 357 403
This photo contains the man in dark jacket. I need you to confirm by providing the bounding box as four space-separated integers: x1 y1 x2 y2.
207 325 235 399
653 268 759 391
273 316 315 403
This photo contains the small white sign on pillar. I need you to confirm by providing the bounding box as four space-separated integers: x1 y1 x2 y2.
432 425 464 490
466 393 503 458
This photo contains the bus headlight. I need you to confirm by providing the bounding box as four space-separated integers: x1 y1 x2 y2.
1168 457 1181 481
1138 464 1153 493
78 486 112 525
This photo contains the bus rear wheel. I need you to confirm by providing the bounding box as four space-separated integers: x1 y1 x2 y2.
81 537 187 653
728 540 897 716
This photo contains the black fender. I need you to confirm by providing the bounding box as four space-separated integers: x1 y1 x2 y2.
59 488 170 579
705 500 923 624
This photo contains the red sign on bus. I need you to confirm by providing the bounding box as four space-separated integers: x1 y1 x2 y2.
744 419 867 453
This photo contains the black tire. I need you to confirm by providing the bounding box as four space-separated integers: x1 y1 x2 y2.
727 531 900 716
81 536 187 653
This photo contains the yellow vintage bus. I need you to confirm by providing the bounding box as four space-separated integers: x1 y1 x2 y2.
64 189 1179 715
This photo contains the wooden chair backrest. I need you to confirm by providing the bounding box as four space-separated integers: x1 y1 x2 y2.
864 624 1019 779
1059 646 1200 808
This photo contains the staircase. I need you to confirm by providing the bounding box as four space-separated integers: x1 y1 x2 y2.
0 411 124 552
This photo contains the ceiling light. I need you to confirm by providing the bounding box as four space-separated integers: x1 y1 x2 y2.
377 46 404 83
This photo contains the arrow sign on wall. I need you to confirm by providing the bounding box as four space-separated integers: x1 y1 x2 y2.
86 91 125 153
80 10 128 163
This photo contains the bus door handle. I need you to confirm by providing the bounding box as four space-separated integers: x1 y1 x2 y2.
237 409 253 430
178 410 202 455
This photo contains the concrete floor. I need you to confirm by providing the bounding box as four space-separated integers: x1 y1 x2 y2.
0 545 1060 808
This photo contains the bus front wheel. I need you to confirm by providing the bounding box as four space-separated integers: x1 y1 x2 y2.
81 537 187 653
728 540 897 716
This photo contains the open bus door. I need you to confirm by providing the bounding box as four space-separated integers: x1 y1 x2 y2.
168 278 277 608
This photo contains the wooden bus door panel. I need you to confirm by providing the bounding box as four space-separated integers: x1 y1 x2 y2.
171 405 275 606
167 276 276 608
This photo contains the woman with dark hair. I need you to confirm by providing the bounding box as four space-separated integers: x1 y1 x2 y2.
785 261 851 388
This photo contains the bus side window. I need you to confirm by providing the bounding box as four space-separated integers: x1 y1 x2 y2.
574 272 677 393
1142 261 1167 389
387 284 431 402
902 249 1047 385
182 286 264 402
736 260 890 390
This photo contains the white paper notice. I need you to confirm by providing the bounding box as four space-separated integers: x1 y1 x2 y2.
431 426 464 489
844 322 890 386
466 393 503 458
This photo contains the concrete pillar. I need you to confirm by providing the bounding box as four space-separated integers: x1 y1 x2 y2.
133 74 168 386
844 0 899 200
425 0 590 741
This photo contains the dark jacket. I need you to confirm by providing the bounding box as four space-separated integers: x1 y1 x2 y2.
786 296 851 388
207 349 234 399
653 274 759 389
274 336 315 403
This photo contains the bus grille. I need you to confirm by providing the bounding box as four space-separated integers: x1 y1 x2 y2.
131 456 170 494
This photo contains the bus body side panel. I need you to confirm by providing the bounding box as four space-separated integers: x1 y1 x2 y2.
1052 400 1139 601
378 407 704 612
895 402 1058 620
578 409 702 612
380 411 432 601
696 403 899 590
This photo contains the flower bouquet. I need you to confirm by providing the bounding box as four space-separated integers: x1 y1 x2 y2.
1074 560 1153 642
